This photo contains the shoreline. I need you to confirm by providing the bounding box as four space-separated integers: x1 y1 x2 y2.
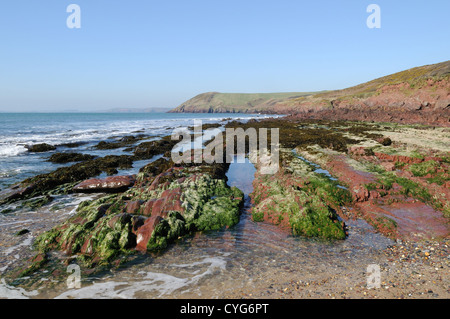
0 115 448 299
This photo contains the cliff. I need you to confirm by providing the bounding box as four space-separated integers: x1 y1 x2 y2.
169 60 450 126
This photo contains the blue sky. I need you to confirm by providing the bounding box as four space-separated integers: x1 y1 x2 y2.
0 0 449 112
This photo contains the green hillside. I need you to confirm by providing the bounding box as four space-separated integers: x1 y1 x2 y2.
169 60 450 114
168 91 319 113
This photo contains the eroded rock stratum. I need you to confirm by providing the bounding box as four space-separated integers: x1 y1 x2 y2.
21 158 243 276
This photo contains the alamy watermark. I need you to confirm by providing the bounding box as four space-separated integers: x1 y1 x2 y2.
366 264 381 289
65 4 380 30
66 264 81 289
171 120 280 174
366 4 381 29
66 4 81 29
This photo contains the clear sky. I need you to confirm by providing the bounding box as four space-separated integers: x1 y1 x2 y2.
0 0 449 112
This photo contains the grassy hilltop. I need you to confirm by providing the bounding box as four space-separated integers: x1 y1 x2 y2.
169 60 450 119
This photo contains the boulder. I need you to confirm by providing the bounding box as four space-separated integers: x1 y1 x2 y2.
73 175 136 193
125 200 144 214
47 152 96 164
0 184 35 204
25 143 56 152
381 162 396 171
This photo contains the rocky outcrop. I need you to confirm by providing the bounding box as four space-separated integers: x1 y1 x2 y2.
73 175 136 193
0 137 194 206
269 76 450 127
25 143 56 152
250 149 349 239
47 152 96 163
0 184 36 206
31 156 244 269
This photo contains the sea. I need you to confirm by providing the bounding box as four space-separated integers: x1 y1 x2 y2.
0 112 393 299
0 112 275 190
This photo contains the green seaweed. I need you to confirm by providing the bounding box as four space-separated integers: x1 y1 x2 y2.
408 160 439 177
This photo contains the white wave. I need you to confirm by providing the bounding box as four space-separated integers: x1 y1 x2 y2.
55 255 227 299
0 279 39 299
0 144 27 157
0 167 22 178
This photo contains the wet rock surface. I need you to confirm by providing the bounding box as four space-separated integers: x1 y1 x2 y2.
1 118 448 299
25 143 56 153
73 175 136 193
20 156 244 272
0 155 134 206
250 149 349 239
93 135 148 150
47 152 96 164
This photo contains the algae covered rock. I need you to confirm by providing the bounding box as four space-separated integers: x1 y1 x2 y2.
195 195 242 231
12 155 134 202
32 163 244 270
250 149 349 240
33 194 134 266
48 152 96 163
25 143 56 153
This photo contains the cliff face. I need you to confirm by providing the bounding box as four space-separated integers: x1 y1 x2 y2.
169 61 450 126
288 76 450 127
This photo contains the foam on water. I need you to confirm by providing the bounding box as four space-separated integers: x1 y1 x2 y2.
54 255 228 299
0 144 27 157
0 279 39 299
0 113 280 159
0 113 277 188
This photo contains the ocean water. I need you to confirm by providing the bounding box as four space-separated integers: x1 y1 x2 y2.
0 156 393 299
0 112 275 190
0 114 395 299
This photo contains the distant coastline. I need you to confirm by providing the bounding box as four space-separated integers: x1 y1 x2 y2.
0 107 174 114
102 107 173 113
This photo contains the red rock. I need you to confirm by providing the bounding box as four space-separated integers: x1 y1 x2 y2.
287 77 450 127
73 175 135 193
148 172 167 190
171 200 184 212
161 181 170 189
151 198 166 216
354 187 370 202
381 162 396 171
135 216 163 252
374 153 423 164
165 188 182 202
424 156 442 162
80 236 94 255
107 213 132 229
435 99 450 109
142 199 156 216
164 200 184 214
160 189 171 198
125 200 144 214
403 171 414 178
369 190 380 199
141 188 185 218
